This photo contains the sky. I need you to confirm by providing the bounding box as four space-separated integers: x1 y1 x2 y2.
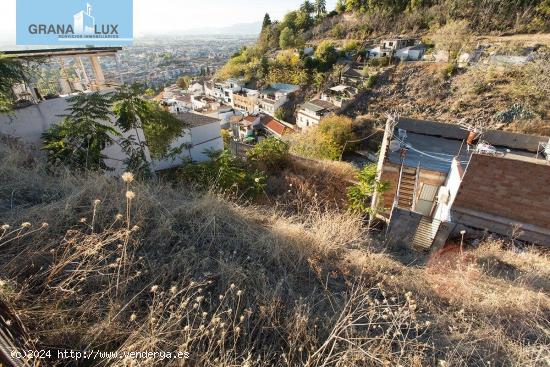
0 0 338 45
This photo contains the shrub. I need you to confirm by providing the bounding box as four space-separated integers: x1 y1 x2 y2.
440 62 458 80
289 129 342 160
317 115 356 153
368 58 380 67
347 164 389 214
178 150 265 199
289 115 356 161
366 74 378 88
246 137 290 172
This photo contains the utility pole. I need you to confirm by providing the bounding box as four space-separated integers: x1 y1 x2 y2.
367 114 397 231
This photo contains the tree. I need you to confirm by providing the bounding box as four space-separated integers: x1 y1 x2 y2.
296 10 314 31
279 27 296 49
0 55 28 113
315 0 327 18
314 41 339 71
336 0 347 13
42 92 118 171
431 20 473 61
112 84 184 166
262 13 272 29
246 137 290 172
274 108 286 121
176 76 191 89
317 115 356 153
300 0 315 14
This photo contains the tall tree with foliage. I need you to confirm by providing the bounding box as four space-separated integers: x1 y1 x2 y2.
262 13 272 29
176 76 191 89
300 0 315 14
315 0 327 18
112 84 184 177
42 92 118 171
279 27 296 49
336 0 347 13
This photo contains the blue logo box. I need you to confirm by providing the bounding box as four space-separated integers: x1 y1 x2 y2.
17 0 133 46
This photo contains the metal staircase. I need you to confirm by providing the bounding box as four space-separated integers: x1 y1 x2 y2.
412 217 441 251
396 166 417 210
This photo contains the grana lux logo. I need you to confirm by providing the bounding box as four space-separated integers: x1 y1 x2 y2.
27 2 119 38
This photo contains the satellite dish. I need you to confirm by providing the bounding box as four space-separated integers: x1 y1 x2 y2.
389 140 401 152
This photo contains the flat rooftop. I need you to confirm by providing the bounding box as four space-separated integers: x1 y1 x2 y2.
390 118 550 172
174 112 220 127
389 132 471 172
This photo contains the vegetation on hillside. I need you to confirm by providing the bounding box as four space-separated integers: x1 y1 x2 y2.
1 134 548 366
288 115 357 160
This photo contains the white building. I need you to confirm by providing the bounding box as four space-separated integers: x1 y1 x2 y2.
395 45 426 61
258 83 300 116
297 100 338 129
321 85 357 109
153 112 223 170
191 95 220 112
187 82 205 95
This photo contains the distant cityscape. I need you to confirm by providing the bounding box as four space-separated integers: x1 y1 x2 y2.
13 34 256 95
108 35 256 88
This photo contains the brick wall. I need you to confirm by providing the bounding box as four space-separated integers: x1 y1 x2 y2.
453 154 550 229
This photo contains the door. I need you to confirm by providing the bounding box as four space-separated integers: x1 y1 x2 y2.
415 184 439 216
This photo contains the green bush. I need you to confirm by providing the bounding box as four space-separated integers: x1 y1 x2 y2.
289 115 356 161
347 164 389 214
366 74 378 88
247 137 290 172
179 150 265 199
440 63 458 80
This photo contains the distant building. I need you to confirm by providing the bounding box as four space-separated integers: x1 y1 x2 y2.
258 83 300 116
231 115 262 141
320 85 357 109
394 45 426 61
261 115 291 138
191 95 220 112
368 38 419 59
340 66 365 87
187 82 205 95
297 99 338 129
233 90 259 114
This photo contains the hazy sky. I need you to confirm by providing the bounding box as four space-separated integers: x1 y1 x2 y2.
0 0 338 44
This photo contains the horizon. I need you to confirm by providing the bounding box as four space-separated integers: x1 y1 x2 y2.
0 0 338 46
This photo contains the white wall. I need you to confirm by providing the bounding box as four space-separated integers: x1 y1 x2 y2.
433 158 463 222
151 122 223 170
297 110 320 129
0 96 149 176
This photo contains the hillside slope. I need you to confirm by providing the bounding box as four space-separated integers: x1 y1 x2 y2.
0 138 549 366
353 54 550 135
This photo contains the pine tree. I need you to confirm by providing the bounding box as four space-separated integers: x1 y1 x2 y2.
262 13 272 29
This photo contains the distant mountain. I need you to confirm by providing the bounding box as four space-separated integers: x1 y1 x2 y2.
179 21 262 36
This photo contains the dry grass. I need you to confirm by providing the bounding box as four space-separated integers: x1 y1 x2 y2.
0 140 549 366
